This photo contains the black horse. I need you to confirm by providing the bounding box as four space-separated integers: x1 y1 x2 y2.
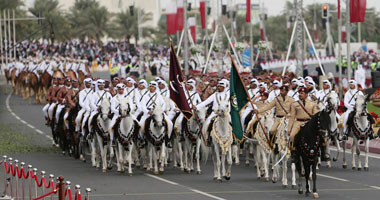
293 108 332 198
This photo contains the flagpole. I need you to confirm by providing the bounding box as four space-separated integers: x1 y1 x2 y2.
229 52 272 149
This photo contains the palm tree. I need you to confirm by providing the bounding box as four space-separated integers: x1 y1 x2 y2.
115 7 155 45
29 0 70 43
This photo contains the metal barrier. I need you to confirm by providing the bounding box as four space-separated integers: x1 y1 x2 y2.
0 155 91 200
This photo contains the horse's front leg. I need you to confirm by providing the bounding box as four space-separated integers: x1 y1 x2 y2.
364 138 369 170
190 145 195 171
351 137 357 170
232 144 240 165
282 156 288 187
342 140 347 168
196 138 202 174
245 142 251 166
183 142 189 172
128 142 134 175
255 145 262 179
159 143 166 173
304 160 311 196
215 146 222 182
261 150 269 182
90 138 97 167
153 147 159 174
226 146 232 180
326 140 331 168
333 136 341 162
295 155 303 194
312 162 318 198
272 153 278 183
115 141 123 172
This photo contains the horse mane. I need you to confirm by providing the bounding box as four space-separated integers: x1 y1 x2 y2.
294 111 321 145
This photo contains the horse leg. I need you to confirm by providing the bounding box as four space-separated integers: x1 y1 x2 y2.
196 139 202 174
291 162 297 188
178 142 184 170
295 155 303 194
215 146 222 182
304 160 311 196
212 147 218 180
282 156 288 187
364 138 369 171
351 137 356 170
90 139 97 167
312 163 319 198
184 143 189 172
153 148 159 174
342 140 347 169
115 142 122 172
255 145 262 179
272 153 278 183
147 146 153 171
221 153 226 178
261 150 269 182
357 138 362 170
128 143 134 175
159 143 166 173
233 144 240 165
226 146 232 180
245 142 250 166
326 141 331 168
333 136 341 162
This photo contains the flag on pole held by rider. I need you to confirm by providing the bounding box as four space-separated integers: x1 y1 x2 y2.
229 55 249 142
169 43 193 120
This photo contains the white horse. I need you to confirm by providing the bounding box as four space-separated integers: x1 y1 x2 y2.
350 94 371 171
145 105 169 174
114 98 138 175
245 112 273 182
92 97 112 172
317 92 340 168
204 99 233 182
181 108 206 174
271 117 290 187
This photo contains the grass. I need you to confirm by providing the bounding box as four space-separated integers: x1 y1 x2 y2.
368 102 380 115
0 123 58 154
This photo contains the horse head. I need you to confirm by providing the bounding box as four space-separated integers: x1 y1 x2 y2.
318 109 332 135
194 107 206 127
355 95 368 118
119 98 131 118
100 97 111 121
152 105 164 129
216 99 230 118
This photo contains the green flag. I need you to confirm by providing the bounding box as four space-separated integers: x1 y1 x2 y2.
229 56 249 142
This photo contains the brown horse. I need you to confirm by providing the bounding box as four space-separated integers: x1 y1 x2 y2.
27 72 39 104
77 70 86 84
17 71 29 99
38 71 52 104
4 68 12 94
10 68 18 94
66 69 77 80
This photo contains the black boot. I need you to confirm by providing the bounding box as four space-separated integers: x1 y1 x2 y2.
320 146 330 162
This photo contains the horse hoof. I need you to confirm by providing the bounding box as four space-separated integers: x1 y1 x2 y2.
326 164 331 168
117 170 124 174
357 167 361 171
282 185 287 188
187 169 191 174
298 189 303 194
107 166 113 170
343 165 347 169
352 167 356 170
197 171 202 175
180 168 184 171
257 177 261 180
305 191 311 197
235 162 240 166
265 177 270 182
136 165 140 169
333 157 338 162
128 173 133 176
224 176 230 181
317 163 321 168
364 167 369 171
313 193 319 199
213 177 217 180
154 171 159 175
217 179 222 183
292 185 297 189
102 169 107 173
272 179 277 183
245 163 249 167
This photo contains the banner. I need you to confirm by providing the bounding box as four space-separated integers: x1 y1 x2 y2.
200 0 206 29
166 2 177 34
350 0 366 23
176 0 184 31
242 49 251 67
188 17 196 42
246 0 251 22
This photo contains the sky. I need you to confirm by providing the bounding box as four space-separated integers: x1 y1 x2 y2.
24 0 380 16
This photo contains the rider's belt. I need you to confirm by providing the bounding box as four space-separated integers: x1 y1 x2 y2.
297 118 310 122
276 115 284 118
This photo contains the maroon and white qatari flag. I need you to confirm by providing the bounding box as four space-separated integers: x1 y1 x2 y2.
200 0 206 29
166 2 177 34
169 43 193 120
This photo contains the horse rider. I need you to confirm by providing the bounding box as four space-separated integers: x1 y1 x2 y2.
176 79 202 135
288 79 300 101
124 77 140 117
75 78 93 135
81 80 97 136
196 79 230 139
254 85 294 137
139 81 173 138
288 87 324 160
109 83 135 151
202 78 217 100
341 80 364 140
88 79 113 133
55 77 72 124
136 79 148 121
157 78 178 120
47 77 65 124
305 79 321 102
319 80 338 106
43 77 59 125
63 78 80 129
268 80 281 102
240 78 260 130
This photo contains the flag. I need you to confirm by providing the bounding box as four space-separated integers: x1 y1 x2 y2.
188 17 196 42
166 2 177 34
342 26 346 42
200 0 206 29
176 0 184 31
350 0 366 23
169 43 193 120
229 55 249 142
259 21 265 41
337 0 341 20
246 0 251 22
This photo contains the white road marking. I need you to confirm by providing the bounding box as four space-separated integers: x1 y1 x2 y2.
329 147 380 159
370 186 380 190
145 174 226 200
317 173 349 182
5 92 53 142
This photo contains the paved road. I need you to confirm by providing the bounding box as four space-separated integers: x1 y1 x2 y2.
1 83 380 200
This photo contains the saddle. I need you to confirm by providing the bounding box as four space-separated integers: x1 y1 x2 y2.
243 111 254 129
182 117 197 144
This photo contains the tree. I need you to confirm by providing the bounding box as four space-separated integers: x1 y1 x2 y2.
115 7 155 45
29 0 70 43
